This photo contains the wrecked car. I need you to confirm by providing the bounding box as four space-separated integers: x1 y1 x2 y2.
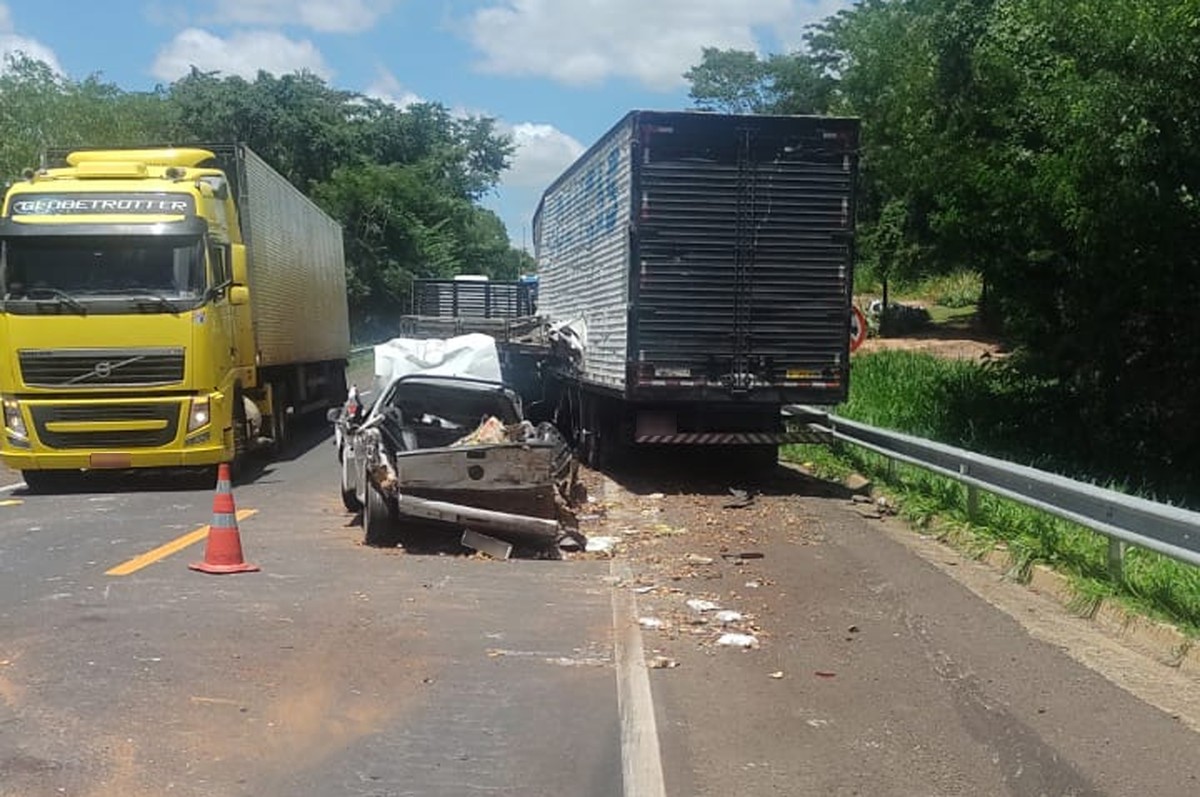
330 374 581 554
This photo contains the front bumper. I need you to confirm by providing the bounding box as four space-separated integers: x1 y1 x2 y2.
1 394 232 471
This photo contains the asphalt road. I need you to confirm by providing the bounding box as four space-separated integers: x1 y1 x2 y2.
1 418 1197 796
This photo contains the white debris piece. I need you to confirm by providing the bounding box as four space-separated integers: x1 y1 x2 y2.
714 610 743 626
638 617 665 630
586 536 618 553
717 632 760 649
686 598 720 613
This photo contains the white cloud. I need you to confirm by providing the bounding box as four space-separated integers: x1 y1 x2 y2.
151 28 333 81
503 123 584 189
211 0 393 33
0 3 63 74
364 66 422 109
467 0 846 91
483 121 585 249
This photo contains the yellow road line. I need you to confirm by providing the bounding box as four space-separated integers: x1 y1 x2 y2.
106 509 257 576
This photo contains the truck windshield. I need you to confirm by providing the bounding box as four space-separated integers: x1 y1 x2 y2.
0 236 207 315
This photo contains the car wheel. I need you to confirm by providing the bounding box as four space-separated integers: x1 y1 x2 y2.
340 451 362 511
363 480 400 547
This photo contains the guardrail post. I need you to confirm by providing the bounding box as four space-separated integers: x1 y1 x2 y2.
958 463 979 523
1107 539 1126 583
966 486 980 524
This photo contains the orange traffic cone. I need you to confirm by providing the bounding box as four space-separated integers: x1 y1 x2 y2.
189 463 259 574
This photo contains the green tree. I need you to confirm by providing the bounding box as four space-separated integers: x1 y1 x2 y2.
685 0 1200 486
0 55 531 343
0 55 174 177
684 48 773 113
683 47 834 115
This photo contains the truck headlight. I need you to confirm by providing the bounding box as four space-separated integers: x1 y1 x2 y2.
187 397 211 433
3 399 27 438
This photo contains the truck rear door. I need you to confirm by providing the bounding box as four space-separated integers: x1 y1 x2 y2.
630 112 858 404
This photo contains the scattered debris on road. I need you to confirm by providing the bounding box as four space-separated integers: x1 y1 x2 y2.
717 632 760 649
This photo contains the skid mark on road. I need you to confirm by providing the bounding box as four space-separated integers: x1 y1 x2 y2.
105 509 257 576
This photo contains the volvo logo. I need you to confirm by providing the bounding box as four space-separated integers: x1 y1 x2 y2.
65 355 145 385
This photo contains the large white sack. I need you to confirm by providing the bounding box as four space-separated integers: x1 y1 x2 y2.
373 333 502 386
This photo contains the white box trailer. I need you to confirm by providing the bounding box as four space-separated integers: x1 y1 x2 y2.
533 111 860 465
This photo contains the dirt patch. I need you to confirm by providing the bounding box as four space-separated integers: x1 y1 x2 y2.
858 316 1006 361
860 335 1002 361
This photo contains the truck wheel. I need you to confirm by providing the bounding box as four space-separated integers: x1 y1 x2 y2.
363 481 400 547
20 470 61 494
340 454 362 511
270 383 290 456
231 388 249 482
739 445 778 473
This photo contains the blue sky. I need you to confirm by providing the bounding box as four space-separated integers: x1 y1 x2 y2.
0 0 850 248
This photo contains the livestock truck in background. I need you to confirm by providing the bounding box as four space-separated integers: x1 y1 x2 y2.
0 145 350 489
533 110 860 468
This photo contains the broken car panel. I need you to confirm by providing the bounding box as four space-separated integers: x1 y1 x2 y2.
331 372 582 553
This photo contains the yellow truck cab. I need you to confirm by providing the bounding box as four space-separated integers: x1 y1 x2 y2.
0 145 349 489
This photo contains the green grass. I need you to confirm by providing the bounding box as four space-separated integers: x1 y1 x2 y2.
926 304 977 324
910 270 983 308
784 350 1200 636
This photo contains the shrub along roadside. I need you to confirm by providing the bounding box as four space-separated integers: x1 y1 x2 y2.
784 351 1200 636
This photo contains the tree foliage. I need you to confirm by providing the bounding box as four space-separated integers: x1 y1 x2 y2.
0 55 524 341
684 0 1200 487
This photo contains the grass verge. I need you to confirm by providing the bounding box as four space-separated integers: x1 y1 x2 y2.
784 350 1200 637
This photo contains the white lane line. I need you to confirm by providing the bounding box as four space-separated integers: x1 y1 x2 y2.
612 559 668 797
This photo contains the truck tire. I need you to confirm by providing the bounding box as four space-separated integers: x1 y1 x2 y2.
363 480 400 547
231 387 249 482
270 382 290 456
742 444 779 473
20 470 62 494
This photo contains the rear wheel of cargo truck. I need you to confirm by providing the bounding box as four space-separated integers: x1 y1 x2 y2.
735 444 779 473
578 393 628 471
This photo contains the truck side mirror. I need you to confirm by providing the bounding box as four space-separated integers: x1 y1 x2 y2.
229 286 250 305
230 243 249 286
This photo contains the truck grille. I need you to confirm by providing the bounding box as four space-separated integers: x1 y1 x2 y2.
30 403 181 449
19 348 185 388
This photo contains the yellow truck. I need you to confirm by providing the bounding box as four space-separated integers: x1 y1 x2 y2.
0 145 350 489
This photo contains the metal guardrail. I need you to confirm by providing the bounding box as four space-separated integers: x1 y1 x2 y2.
792 407 1200 572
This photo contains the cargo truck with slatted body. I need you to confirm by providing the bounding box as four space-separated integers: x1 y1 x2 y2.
532 111 859 467
0 145 349 488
